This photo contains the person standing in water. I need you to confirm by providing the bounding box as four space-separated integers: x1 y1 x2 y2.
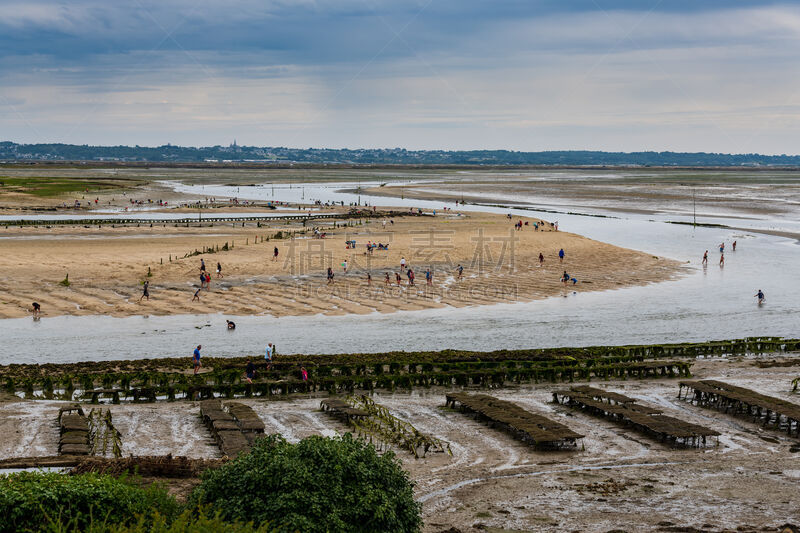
702 250 708 264
31 302 41 318
732 240 737 251
754 290 765 304
719 252 724 266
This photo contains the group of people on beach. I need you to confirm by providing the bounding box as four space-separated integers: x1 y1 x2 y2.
188 259 223 301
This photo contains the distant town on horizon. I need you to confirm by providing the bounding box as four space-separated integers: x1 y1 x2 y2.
2 140 800 167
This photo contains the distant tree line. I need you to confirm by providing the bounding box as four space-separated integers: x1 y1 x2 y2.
2 141 799 167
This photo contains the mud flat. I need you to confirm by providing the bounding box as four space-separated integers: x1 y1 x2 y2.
1 354 799 531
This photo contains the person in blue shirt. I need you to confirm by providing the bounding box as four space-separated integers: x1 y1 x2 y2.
754 290 765 304
558 249 565 262
193 345 202 375
265 343 273 369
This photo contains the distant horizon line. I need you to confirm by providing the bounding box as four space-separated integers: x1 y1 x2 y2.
3 140 799 157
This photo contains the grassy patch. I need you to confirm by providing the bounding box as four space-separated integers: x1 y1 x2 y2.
0 176 140 197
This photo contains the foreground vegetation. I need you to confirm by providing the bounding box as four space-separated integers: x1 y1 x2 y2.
0 471 179 532
0 434 420 533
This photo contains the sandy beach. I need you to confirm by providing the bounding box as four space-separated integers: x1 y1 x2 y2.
0 209 683 320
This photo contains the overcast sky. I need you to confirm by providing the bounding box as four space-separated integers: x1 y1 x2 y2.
2 0 799 153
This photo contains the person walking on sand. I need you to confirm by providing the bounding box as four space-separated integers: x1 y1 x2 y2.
754 289 765 304
31 302 41 318
200 258 206 272
425 268 432 285
192 287 201 301
273 246 279 261
702 250 708 264
382 219 387 229
366 272 372 285
400 257 406 271
558 249 565 263
193 345 202 375
456 264 464 280
408 268 415 286
385 272 391 285
216 262 223 278
539 252 544 265
342 259 348 273
327 267 335 284
396 272 402 286
139 280 149 302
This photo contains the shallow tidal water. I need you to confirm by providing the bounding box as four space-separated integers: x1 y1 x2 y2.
1 174 798 364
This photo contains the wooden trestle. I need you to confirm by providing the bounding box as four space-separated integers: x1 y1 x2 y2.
553 385 719 448
679 380 800 438
445 392 583 449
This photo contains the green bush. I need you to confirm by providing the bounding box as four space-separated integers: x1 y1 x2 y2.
41 508 274 533
189 434 421 533
0 471 180 533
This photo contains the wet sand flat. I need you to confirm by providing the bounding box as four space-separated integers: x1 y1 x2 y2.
1 355 799 531
0 210 683 319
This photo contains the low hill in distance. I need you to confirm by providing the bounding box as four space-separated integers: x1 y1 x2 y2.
2 141 800 167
